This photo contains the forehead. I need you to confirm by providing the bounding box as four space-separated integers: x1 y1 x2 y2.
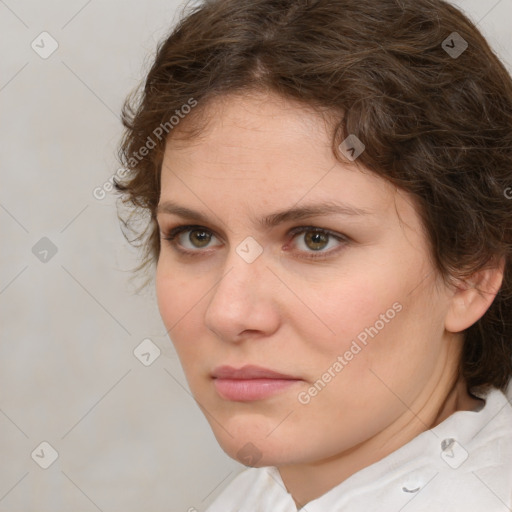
163 90 340 165
159 91 409 229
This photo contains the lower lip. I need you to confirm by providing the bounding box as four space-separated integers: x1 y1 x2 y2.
213 378 301 401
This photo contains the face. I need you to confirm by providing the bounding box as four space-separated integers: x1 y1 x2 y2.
155 91 459 468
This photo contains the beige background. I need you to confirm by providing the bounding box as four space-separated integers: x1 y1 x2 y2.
1 0 511 510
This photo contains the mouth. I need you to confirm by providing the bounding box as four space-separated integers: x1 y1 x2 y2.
211 365 303 401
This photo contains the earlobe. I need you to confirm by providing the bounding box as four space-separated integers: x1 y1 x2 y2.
444 258 505 333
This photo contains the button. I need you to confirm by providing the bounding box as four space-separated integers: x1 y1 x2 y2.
401 474 424 493
440 438 468 469
402 483 421 493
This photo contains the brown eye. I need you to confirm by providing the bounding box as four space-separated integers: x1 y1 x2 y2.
160 225 221 255
303 231 330 251
187 229 212 248
288 226 349 260
161 224 348 261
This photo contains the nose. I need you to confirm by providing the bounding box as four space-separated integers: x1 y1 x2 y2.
203 246 281 343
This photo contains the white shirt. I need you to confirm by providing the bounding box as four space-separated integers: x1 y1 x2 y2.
205 386 512 511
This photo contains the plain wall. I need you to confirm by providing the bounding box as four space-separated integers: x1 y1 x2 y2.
1 1 511 510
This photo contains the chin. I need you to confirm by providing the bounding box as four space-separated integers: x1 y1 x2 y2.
210 425 302 468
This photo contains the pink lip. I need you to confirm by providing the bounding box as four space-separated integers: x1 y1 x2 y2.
211 365 302 401
211 365 300 380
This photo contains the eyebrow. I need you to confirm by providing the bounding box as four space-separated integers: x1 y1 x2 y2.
156 200 373 229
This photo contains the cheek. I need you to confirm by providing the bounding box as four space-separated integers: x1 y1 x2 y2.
305 262 436 392
310 270 443 415
156 270 213 390
155 265 204 352
156 269 180 327
301 270 392 358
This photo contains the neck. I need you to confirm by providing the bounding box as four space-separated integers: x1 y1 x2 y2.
279 373 482 509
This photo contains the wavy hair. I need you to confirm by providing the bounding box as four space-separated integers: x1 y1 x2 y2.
115 0 512 392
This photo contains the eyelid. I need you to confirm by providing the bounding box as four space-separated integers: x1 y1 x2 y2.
160 224 222 253
160 223 349 259
285 226 348 259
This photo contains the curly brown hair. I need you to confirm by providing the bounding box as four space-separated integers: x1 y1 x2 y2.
115 0 512 392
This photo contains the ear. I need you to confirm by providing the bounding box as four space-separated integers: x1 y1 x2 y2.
445 257 505 333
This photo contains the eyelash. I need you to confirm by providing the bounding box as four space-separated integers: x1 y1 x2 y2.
160 224 349 260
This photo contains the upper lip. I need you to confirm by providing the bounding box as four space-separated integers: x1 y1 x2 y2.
211 365 301 380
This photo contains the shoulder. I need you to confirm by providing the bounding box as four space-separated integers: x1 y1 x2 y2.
401 386 512 510
204 388 512 511
313 387 512 511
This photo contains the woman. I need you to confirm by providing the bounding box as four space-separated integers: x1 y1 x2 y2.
115 0 512 510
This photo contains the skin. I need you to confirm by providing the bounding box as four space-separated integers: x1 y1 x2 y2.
155 90 500 507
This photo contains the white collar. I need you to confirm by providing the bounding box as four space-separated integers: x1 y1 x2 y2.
256 386 512 510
